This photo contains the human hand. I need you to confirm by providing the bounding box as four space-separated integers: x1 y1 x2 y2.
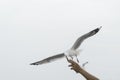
66 56 81 73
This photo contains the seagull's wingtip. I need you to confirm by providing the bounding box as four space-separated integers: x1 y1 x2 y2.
30 63 39 65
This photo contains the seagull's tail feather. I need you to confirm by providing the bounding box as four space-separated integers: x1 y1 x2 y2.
30 53 65 65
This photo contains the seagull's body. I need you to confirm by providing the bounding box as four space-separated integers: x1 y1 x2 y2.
30 27 101 65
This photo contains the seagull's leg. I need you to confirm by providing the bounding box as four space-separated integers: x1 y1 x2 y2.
75 55 79 63
70 56 73 60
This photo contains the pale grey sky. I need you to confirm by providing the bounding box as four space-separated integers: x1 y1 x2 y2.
0 0 120 80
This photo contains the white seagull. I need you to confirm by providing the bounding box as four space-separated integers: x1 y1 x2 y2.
30 27 102 65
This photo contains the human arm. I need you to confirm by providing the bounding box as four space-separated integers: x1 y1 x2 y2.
66 56 99 80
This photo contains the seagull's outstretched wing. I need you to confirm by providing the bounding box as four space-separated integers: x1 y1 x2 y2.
30 53 65 65
71 27 102 50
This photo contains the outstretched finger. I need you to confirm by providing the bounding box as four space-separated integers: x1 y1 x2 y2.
68 64 72 67
70 67 74 70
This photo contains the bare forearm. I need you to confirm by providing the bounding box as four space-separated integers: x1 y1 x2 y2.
66 56 99 80
78 68 99 80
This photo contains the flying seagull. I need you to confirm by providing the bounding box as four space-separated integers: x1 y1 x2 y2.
30 27 102 65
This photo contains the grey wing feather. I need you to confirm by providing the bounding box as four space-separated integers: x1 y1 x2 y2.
71 27 101 50
30 53 65 65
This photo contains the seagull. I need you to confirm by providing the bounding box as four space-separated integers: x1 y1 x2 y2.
30 27 102 65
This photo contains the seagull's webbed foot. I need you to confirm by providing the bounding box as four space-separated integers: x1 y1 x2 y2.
77 58 79 63
75 55 79 63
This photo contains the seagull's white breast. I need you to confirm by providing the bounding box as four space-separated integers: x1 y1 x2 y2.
64 49 81 57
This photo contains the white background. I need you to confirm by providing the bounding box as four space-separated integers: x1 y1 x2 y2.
0 0 120 80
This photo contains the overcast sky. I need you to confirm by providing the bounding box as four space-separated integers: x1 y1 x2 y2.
0 0 120 80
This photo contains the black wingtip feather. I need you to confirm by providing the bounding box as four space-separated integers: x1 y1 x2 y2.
30 63 39 65
93 26 102 34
